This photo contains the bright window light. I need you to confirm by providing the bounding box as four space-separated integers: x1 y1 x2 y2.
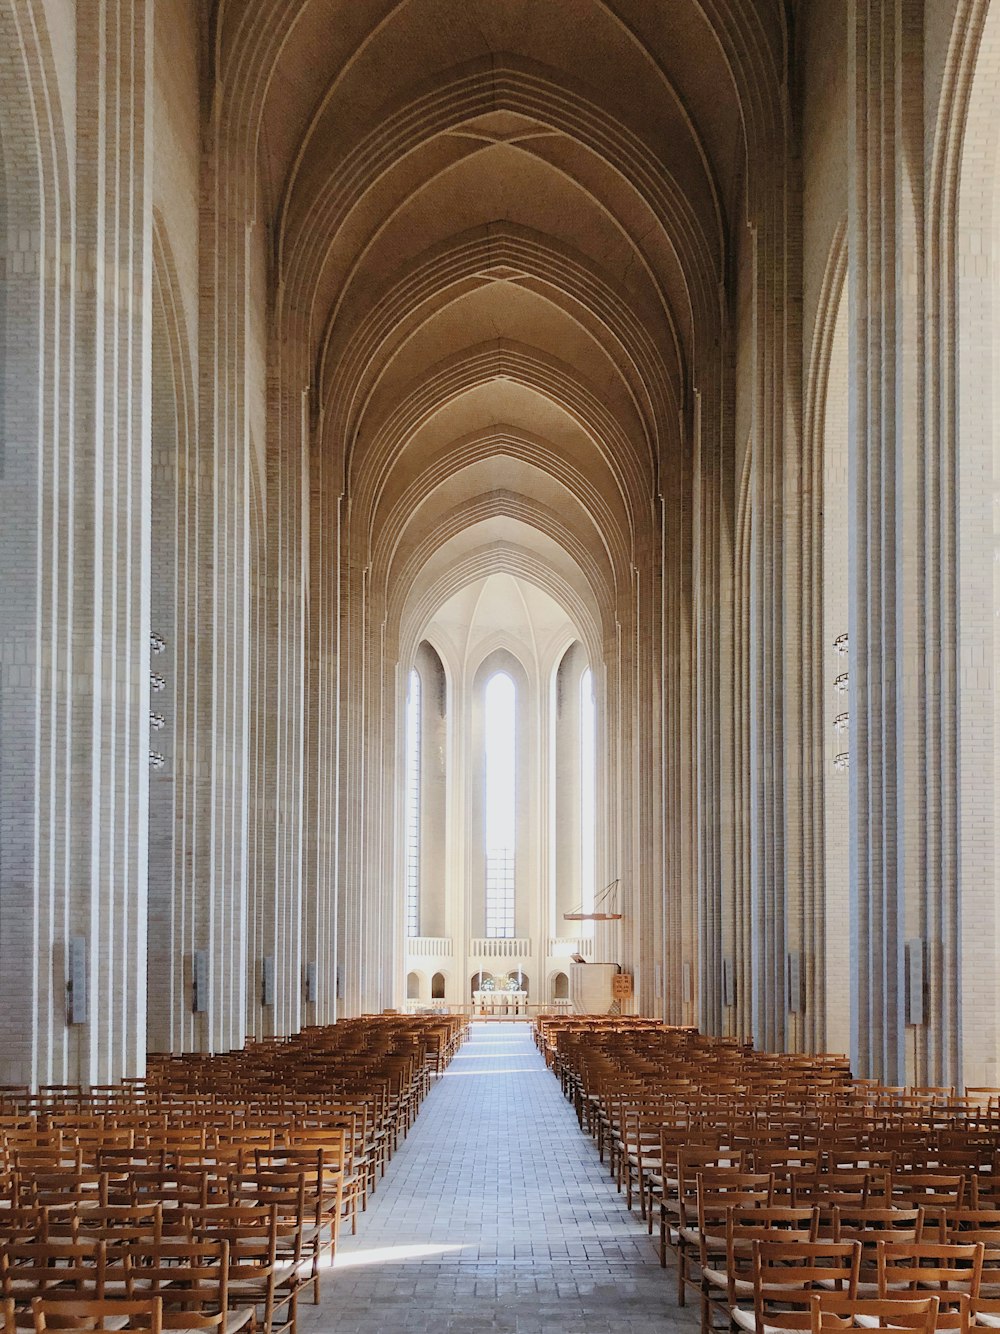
580 667 596 918
405 668 421 937
484 671 516 938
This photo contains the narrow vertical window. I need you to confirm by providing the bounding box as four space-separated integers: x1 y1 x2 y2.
580 667 596 917
485 671 516 938
405 668 421 938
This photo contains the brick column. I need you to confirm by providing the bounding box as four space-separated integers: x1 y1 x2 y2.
847 0 927 1082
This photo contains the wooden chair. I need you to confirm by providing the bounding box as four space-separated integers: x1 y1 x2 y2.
645 1125 717 1248
118 1238 254 1334
942 1207 1000 1311
178 1207 279 1334
799 1170 893 1212
31 1296 163 1333
0 1238 106 1306
680 1170 775 1311
809 1294 941 1334
51 1205 163 1248
282 1126 360 1234
891 1174 967 1213
659 1144 742 1270
735 1241 862 1334
874 1242 983 1330
618 1101 668 1214
826 1206 925 1293
0 1209 57 1245
229 1172 310 1334
700 1205 819 1334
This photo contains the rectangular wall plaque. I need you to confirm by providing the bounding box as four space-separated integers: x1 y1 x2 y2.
612 972 633 1000
722 956 735 1007
68 936 88 1025
193 949 208 1013
682 960 693 1005
305 961 318 1004
262 955 275 1008
906 938 924 1026
787 950 802 1014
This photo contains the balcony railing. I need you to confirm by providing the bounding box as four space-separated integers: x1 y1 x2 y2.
468 938 532 959
547 937 590 957
405 937 453 957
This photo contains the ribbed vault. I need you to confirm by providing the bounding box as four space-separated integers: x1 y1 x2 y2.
212 0 784 595
207 0 786 1015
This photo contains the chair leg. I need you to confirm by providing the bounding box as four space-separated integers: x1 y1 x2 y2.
676 1241 686 1305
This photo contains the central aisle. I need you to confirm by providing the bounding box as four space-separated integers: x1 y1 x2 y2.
302 1022 699 1332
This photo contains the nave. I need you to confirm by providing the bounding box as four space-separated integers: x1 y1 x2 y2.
315 1023 693 1333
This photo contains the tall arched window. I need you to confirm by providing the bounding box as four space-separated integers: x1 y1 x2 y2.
580 667 596 917
404 668 421 937
484 671 516 938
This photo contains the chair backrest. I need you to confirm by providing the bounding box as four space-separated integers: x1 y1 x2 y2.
721 1207 821 1300
675 1146 744 1209
752 1239 862 1332
729 1205 821 1245
831 1206 925 1247
120 1237 229 1331
695 1170 776 1235
800 1169 893 1210
892 1174 968 1210
0 1238 106 1302
31 1296 163 1333
809 1293 942 1334
876 1240 984 1321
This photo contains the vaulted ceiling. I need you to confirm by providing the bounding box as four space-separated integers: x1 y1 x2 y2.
215 0 786 652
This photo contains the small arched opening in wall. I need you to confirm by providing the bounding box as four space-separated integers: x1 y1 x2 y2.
401 642 448 944
431 971 446 1001
406 971 422 1001
552 971 570 1001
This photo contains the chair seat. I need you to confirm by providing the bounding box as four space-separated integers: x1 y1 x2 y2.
732 1305 799 1334
702 1266 753 1298
680 1226 727 1250
167 1312 253 1334
816 1279 880 1297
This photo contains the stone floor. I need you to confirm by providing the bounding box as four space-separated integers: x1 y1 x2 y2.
299 1021 699 1332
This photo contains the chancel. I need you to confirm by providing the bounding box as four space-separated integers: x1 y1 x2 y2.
1 0 999 1329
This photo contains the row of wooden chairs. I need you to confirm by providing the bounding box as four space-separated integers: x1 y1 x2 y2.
0 1014 469 1333
9 1293 950 1334
537 1015 1000 1333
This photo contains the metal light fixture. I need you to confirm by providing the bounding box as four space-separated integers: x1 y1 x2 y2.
834 633 849 773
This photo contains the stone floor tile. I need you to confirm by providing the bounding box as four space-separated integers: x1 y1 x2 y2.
296 1022 699 1332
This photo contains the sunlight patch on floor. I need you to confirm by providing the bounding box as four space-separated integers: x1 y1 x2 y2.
333 1242 471 1269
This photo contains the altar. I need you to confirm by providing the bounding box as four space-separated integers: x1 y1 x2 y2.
473 989 528 1016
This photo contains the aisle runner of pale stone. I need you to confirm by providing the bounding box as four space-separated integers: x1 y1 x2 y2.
299 1022 698 1332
